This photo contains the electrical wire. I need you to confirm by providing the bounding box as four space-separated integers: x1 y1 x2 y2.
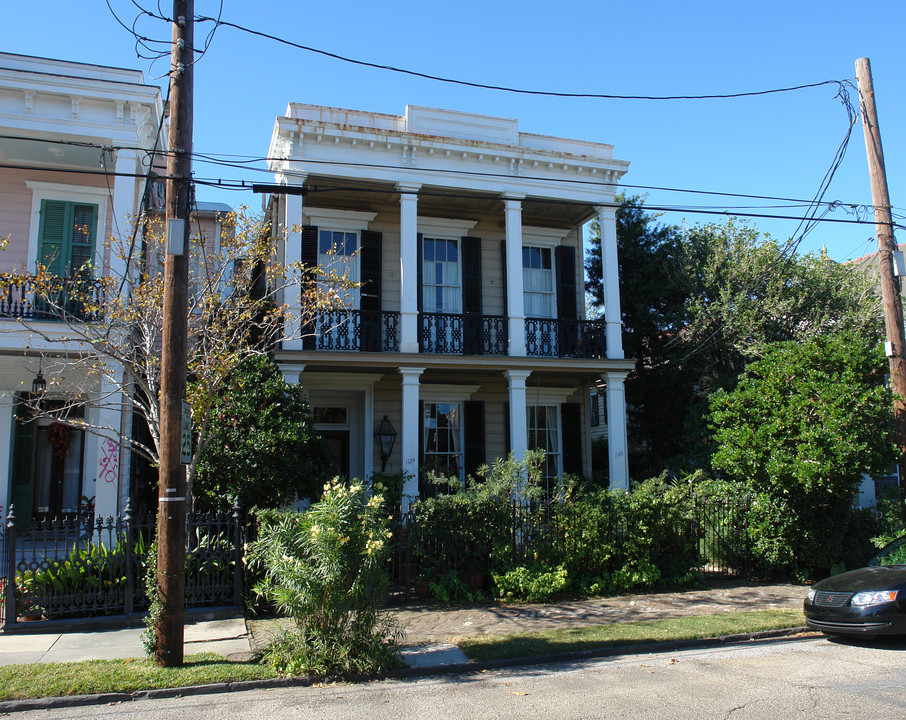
195 15 847 102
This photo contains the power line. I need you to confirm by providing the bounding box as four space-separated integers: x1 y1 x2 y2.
196 15 847 102
6 132 890 214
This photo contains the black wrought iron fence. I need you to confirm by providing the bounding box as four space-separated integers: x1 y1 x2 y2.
1 502 245 627
692 494 753 577
385 493 755 602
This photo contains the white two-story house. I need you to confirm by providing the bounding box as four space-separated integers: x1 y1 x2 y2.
267 104 633 504
0 53 164 523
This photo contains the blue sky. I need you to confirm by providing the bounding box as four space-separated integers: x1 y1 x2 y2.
5 1 905 262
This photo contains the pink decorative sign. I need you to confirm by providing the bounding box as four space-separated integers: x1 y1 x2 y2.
99 438 119 484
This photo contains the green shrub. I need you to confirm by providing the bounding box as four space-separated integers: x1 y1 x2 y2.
248 480 400 677
428 570 484 604
492 564 568 603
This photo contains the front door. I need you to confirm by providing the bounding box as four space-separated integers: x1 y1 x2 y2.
320 430 350 481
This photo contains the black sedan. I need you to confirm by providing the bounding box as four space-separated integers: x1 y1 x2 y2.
804 536 906 637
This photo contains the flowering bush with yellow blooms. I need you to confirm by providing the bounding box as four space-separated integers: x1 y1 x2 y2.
248 480 400 676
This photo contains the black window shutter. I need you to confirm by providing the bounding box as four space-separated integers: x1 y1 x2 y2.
416 233 424 351
360 230 382 351
561 402 582 477
555 245 577 320
416 233 424 313
555 245 578 354
301 225 318 267
500 240 508 316
462 236 482 354
360 230 382 311
464 400 485 477
301 225 318 350
418 400 425 498
462 236 482 314
504 401 510 455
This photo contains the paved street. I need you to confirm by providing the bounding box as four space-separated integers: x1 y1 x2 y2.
8 635 906 719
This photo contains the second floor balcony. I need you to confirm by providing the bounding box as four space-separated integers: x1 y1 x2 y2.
0 275 106 323
298 308 606 359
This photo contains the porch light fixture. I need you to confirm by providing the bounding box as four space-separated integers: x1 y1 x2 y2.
374 415 397 472
32 361 47 398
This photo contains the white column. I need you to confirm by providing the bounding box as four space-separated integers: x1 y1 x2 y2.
283 188 306 351
604 371 629 490
504 195 526 356
399 366 424 510
363 388 375 482
596 205 624 359
110 149 138 286
0 400 12 512
398 184 421 353
91 365 126 518
504 369 531 462
279 362 306 385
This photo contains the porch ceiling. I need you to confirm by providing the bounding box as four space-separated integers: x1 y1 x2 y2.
301 175 599 228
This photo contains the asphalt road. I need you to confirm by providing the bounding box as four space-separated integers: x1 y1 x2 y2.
7 635 906 719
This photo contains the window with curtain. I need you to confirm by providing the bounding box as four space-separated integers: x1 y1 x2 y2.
422 237 461 313
423 402 463 479
522 246 555 318
527 404 561 498
318 230 360 306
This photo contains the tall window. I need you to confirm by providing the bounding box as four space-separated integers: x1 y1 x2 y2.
523 246 554 318
422 238 460 313
37 200 98 277
423 402 463 479
527 405 561 498
319 230 360 306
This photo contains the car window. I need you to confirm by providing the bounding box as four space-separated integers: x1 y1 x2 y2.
869 537 906 567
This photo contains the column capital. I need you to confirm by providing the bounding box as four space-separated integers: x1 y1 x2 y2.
279 362 307 384
276 171 308 186
595 204 617 220
502 193 525 211
501 191 526 202
398 366 426 383
503 369 532 386
601 370 629 383
397 181 422 195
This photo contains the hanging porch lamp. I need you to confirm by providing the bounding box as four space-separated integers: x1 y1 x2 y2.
374 415 397 473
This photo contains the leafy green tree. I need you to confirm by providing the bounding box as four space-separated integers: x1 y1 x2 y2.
193 355 328 511
708 333 896 577
586 198 884 477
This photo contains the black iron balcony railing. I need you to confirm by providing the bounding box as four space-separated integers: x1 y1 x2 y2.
419 312 507 356
303 309 400 352
0 275 106 322
525 317 606 358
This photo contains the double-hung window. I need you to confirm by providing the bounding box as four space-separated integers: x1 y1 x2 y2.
317 229 360 348
522 246 554 318
527 404 561 499
423 401 463 481
422 237 461 314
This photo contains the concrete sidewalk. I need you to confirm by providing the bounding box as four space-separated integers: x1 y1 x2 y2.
249 581 806 668
0 617 252 665
0 582 806 669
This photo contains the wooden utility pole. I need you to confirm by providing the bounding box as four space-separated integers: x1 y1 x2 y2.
855 57 906 525
156 0 193 667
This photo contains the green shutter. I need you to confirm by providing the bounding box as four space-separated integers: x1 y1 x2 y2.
70 203 97 275
37 200 98 277
38 200 68 276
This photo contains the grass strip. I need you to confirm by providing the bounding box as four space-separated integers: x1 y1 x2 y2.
457 608 806 662
0 653 278 702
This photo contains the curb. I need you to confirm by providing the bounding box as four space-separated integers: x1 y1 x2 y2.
0 627 813 713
